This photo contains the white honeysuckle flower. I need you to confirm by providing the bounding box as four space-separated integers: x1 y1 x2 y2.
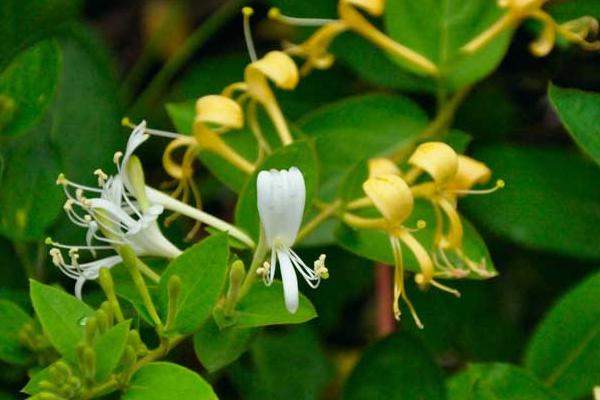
50 121 182 298
257 167 328 313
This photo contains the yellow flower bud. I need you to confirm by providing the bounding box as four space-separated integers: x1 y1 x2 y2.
195 95 244 129
408 142 458 186
368 158 401 178
363 174 413 224
447 155 492 193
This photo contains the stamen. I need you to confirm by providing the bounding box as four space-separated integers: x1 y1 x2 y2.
268 7 337 27
429 279 461 298
94 169 108 187
313 254 329 279
121 117 135 129
113 151 123 165
404 219 427 232
450 179 505 195
242 7 258 62
56 173 67 186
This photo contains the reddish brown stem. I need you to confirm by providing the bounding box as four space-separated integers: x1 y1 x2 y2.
375 263 395 337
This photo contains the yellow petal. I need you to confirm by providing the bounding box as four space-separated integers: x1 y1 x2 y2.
245 51 299 90
408 142 458 186
447 155 491 192
341 0 385 16
363 174 413 224
195 95 244 129
438 198 464 249
368 158 401 178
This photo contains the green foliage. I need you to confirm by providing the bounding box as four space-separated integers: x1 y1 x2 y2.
298 94 427 199
217 281 317 329
464 144 600 259
227 327 332 400
158 234 229 335
384 0 512 88
193 318 257 373
549 84 600 166
0 300 31 365
122 362 218 400
342 332 445 400
30 280 93 364
0 34 121 240
0 0 81 69
447 363 563 400
94 320 131 382
524 270 600 399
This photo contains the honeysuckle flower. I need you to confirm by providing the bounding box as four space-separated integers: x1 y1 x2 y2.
462 0 600 57
51 123 181 297
120 120 256 247
268 0 438 77
408 142 502 278
256 167 327 313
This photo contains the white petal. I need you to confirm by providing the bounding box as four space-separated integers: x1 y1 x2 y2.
75 277 86 300
257 170 276 246
277 250 299 313
282 167 305 244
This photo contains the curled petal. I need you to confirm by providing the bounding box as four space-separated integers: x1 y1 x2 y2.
341 0 385 16
246 51 299 91
368 158 401 178
195 95 244 129
409 142 458 186
447 155 491 193
363 174 413 224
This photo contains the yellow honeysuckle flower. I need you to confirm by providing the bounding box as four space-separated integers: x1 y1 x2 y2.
193 95 255 174
463 0 600 57
408 144 503 278
268 0 438 77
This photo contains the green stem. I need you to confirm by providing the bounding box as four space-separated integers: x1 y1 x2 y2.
129 0 250 114
119 246 162 327
121 0 187 104
238 230 268 299
296 199 342 243
132 335 186 374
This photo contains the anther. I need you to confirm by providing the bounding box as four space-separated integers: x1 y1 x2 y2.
113 151 123 165
56 173 67 186
121 117 135 128
64 199 75 211
94 169 108 187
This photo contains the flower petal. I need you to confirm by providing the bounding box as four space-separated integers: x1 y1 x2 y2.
277 250 299 313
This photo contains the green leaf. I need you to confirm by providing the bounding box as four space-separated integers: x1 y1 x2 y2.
331 32 435 92
218 281 317 329
0 300 32 365
228 327 332 400
549 85 600 166
384 0 512 89
122 362 218 400
22 362 53 395
30 280 93 364
0 34 121 240
298 94 428 200
193 317 257 373
464 144 600 259
159 234 229 335
548 0 600 22
524 270 600 399
447 363 563 400
0 0 81 69
0 40 60 137
235 140 319 241
342 331 445 400
94 320 131 382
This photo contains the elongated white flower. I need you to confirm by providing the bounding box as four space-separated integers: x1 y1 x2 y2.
257 167 328 313
51 121 181 298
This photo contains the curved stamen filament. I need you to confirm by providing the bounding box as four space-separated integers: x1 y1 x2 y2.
268 7 336 26
449 179 505 195
390 236 423 329
242 7 258 62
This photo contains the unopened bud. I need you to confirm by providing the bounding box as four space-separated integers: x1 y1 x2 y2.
84 317 97 344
